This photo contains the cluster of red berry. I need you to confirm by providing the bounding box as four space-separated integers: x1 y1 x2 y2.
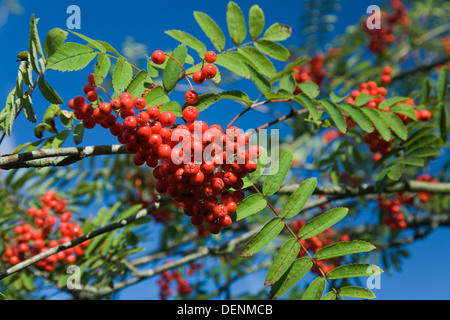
292 54 326 93
363 0 410 53
158 262 202 300
291 219 350 274
345 70 431 162
378 193 412 230
66 50 260 235
2 191 89 271
416 173 439 203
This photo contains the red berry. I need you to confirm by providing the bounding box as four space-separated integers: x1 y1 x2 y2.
123 116 137 130
209 222 221 234
225 202 237 213
147 106 161 120
136 111 150 126
14 225 24 235
160 111 176 127
185 90 198 104
204 51 217 63
134 97 147 110
219 215 232 227
87 73 96 85
192 71 205 84
183 106 199 122
214 205 228 219
184 162 200 176
86 90 98 102
158 144 172 159
83 83 95 94
382 66 392 75
151 50 166 65
202 64 217 79
419 109 431 121
99 102 112 115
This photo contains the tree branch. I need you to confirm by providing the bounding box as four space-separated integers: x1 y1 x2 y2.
0 145 128 170
0 199 169 281
277 180 450 197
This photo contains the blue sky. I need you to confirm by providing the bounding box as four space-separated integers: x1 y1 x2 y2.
1 0 449 300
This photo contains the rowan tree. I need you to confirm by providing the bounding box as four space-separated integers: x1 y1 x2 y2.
0 0 449 301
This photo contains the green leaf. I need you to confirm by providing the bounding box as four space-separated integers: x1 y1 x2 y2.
281 178 317 219
254 40 290 61
240 217 284 257
391 103 417 120
314 240 376 260
269 257 312 299
263 23 292 41
238 46 276 78
319 99 347 133
69 30 106 52
22 91 37 123
183 93 222 113
34 123 53 139
226 1 246 45
47 42 97 72
265 239 300 287
125 70 153 98
73 123 84 145
143 86 170 105
112 57 133 93
405 146 439 158
94 52 111 85
97 40 122 57
338 103 373 133
355 93 373 107
302 276 326 300
361 107 391 141
165 30 207 58
37 75 63 104
262 150 293 197
378 97 409 110
194 11 226 52
43 129 71 149
215 53 249 78
270 56 309 82
0 292 6 300
220 90 253 106
60 110 73 127
437 66 448 101
29 15 44 60
404 155 425 167
298 81 319 99
326 264 383 279
163 44 187 93
44 28 68 58
381 111 408 140
420 79 431 104
436 102 448 142
246 63 271 93
330 91 347 104
20 272 34 291
321 291 337 300
159 101 182 117
249 5 265 40
387 161 404 181
43 103 60 131
298 207 348 239
339 286 376 300
236 194 267 221
113 204 143 223
294 94 320 120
